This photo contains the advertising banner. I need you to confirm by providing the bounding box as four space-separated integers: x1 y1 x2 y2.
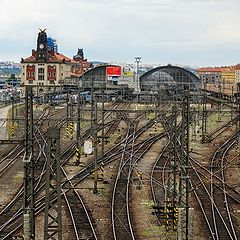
106 66 121 76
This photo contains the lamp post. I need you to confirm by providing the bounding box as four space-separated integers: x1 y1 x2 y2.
135 57 141 94
135 57 141 111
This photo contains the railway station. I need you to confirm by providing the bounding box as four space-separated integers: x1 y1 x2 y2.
0 29 240 240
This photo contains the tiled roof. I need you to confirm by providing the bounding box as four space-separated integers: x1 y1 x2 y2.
198 65 240 72
52 53 78 63
235 64 240 70
197 67 222 72
22 52 78 63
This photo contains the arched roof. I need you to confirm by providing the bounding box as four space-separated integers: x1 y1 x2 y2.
140 65 201 91
80 64 120 78
79 64 121 89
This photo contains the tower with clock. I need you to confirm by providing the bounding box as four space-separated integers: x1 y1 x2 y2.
36 28 48 61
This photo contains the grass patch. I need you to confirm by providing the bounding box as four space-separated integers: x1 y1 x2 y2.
140 199 155 209
109 133 120 143
81 121 90 128
147 112 155 120
207 110 231 130
13 172 23 184
142 225 177 239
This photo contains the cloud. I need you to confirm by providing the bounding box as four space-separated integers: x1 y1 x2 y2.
0 0 240 66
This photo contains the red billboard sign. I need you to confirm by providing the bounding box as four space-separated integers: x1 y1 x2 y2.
106 66 121 76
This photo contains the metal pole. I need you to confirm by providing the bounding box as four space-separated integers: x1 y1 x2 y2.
11 95 15 137
65 92 69 138
23 86 35 240
237 83 240 157
201 92 207 143
231 85 234 121
76 83 81 165
44 127 62 240
101 88 105 179
90 77 98 193
91 78 94 130
180 88 190 240
69 95 74 138
237 83 240 132
93 89 98 194
135 57 141 102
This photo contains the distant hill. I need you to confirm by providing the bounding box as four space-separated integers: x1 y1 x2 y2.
0 68 20 75
0 62 21 76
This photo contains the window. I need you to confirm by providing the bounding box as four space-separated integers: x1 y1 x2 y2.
38 67 45 81
39 75 44 81
38 68 44 74
28 80 33 84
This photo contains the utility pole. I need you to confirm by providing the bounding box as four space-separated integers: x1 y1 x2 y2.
135 57 141 103
11 95 15 138
69 95 74 138
90 77 98 194
44 127 62 240
91 78 94 130
101 88 105 179
65 92 70 138
167 104 178 231
237 83 240 157
237 83 240 132
179 87 191 240
201 92 207 143
231 85 234 121
23 86 35 240
218 82 222 122
76 83 81 165
93 87 98 194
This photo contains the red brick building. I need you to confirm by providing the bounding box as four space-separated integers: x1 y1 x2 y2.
21 30 93 87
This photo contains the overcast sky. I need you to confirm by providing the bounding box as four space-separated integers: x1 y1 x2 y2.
0 0 240 67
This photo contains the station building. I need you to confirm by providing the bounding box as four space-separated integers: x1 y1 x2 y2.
197 65 240 84
221 66 236 83
235 64 240 83
197 67 222 84
20 29 93 89
197 65 240 94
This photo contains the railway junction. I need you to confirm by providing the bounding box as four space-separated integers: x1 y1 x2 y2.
0 65 239 240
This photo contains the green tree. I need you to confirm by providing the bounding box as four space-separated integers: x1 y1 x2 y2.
7 74 16 85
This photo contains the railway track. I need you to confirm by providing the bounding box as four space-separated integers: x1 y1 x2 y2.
111 113 168 240
62 166 97 240
207 115 240 142
0 103 133 238
210 132 239 239
189 132 240 240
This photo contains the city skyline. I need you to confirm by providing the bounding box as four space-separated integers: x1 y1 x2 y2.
0 0 240 67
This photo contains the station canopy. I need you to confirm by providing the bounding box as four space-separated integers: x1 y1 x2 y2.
140 65 201 93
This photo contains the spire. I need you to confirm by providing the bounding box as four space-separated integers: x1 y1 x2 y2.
73 48 84 61
36 28 48 62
